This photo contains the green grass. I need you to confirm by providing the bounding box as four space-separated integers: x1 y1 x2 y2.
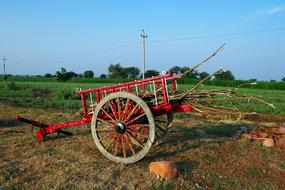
0 81 284 115
3 76 285 90
179 84 285 114
0 81 112 111
278 162 285 169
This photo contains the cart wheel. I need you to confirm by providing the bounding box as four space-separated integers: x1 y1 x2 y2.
154 113 174 145
91 92 155 164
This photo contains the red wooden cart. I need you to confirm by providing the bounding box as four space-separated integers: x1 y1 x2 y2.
16 73 192 164
15 45 228 163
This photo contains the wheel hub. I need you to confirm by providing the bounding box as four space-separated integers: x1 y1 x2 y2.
115 122 127 134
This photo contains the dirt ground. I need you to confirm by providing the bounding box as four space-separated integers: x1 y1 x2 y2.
0 103 285 190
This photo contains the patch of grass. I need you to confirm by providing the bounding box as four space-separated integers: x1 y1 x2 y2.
1 161 21 183
278 162 285 169
43 147 57 156
150 181 175 190
53 88 80 100
31 87 52 98
232 178 246 188
206 174 223 190
179 84 285 115
4 81 21 90
202 154 215 163
246 167 262 176
255 181 273 190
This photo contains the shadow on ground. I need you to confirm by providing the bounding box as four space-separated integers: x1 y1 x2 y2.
174 160 199 179
0 119 23 128
147 123 253 161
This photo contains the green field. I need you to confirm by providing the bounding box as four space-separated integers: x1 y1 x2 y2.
179 84 285 115
0 80 285 115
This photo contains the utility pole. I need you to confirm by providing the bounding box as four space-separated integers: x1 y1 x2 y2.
2 56 7 79
141 30 147 79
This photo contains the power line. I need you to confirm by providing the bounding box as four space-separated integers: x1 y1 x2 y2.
35 42 141 62
148 27 285 44
16 26 285 63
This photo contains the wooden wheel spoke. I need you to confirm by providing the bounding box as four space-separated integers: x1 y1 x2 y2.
105 135 117 151
127 128 148 139
126 131 144 149
121 135 126 158
99 132 114 142
117 97 122 120
100 107 116 122
123 134 136 155
96 127 113 131
123 98 130 114
128 124 149 131
107 101 118 120
97 117 114 126
155 124 166 132
113 134 121 156
120 98 128 121
127 113 146 125
124 103 139 122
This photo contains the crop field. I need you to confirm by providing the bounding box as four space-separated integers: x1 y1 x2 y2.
1 80 285 189
1 81 285 115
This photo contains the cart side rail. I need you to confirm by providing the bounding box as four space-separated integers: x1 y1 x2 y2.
75 74 177 95
75 74 180 115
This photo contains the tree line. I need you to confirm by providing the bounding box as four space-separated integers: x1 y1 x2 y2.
43 63 237 82
5 63 283 82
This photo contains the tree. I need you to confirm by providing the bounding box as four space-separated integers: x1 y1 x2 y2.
55 69 65 81
67 71 78 78
108 63 126 78
44 73 53 77
55 67 77 81
249 79 257 82
169 66 181 75
180 67 198 79
199 72 210 79
215 70 235 80
100 74 107 78
144 70 160 78
83 70 94 78
282 77 285 82
124 67 140 78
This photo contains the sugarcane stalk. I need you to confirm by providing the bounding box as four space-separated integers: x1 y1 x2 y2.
177 43 225 78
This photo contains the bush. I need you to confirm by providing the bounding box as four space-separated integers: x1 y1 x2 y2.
56 68 78 82
5 81 21 90
176 78 285 90
53 88 80 100
83 70 94 78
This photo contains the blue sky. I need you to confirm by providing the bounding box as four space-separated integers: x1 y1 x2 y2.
0 0 285 80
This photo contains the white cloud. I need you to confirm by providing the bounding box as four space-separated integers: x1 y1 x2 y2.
231 5 285 27
265 6 285 15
